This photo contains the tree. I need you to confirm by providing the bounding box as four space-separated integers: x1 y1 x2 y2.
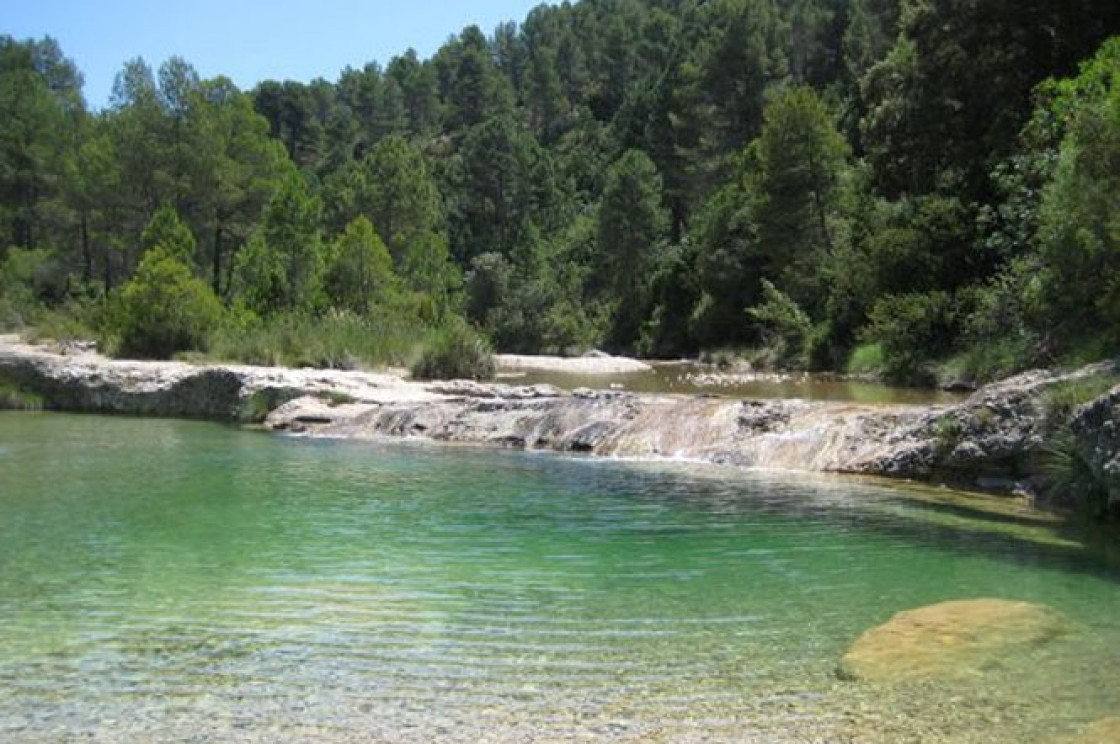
107 57 164 244
446 115 543 266
386 50 442 135
232 172 323 314
141 204 195 265
0 36 82 251
750 85 849 311
859 0 1120 201
198 78 290 297
689 180 765 347
252 80 326 170
321 134 458 311
597 149 668 350
687 0 789 163
324 216 396 314
441 26 514 132
1033 38 1120 348
361 136 445 266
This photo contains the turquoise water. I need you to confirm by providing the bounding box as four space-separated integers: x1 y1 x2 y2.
0 412 1118 742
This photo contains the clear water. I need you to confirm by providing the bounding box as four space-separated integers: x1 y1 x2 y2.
502 363 966 405
1 412 1118 743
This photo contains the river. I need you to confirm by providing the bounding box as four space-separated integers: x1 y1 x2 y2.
0 412 1117 742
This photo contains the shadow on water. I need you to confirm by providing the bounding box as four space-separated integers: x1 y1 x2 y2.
578 460 1120 586
881 496 1059 530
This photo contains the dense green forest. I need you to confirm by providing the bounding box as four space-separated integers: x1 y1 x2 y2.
1 0 1118 382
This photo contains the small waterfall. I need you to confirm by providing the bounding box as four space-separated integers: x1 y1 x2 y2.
308 393 929 477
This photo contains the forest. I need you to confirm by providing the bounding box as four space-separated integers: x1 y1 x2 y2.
1 0 1118 383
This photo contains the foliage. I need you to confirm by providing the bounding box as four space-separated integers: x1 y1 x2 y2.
0 380 44 410
746 279 812 368
409 319 496 381
863 291 957 385
1032 39 1120 350
108 246 223 359
0 12 1118 379
1039 428 1113 518
597 149 668 352
932 414 965 458
0 247 57 328
324 216 396 315
846 342 884 376
232 172 324 315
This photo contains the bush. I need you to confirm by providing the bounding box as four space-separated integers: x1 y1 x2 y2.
1039 427 1112 518
846 342 885 376
863 291 957 385
746 279 812 369
410 320 496 381
109 247 223 359
0 247 57 329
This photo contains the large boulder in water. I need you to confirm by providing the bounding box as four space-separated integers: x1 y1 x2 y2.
1062 717 1120 744
838 598 1070 682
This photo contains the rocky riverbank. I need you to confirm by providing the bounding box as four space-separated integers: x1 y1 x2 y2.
2 335 1117 508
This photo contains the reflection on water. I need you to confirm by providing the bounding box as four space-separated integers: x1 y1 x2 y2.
0 412 1117 743
503 362 967 405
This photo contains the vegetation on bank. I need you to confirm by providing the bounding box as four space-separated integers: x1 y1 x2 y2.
0 2 1117 385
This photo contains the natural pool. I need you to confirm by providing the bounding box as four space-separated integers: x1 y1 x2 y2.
1 412 1117 742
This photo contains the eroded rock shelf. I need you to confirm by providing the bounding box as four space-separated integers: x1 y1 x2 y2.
2 335 1117 503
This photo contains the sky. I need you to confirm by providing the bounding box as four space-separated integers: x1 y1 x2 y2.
5 1 554 109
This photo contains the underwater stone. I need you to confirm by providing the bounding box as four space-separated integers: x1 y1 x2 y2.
837 598 1070 683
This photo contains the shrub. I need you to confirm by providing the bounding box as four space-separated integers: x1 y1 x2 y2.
846 342 885 376
0 247 57 329
746 279 812 369
410 320 496 381
863 291 956 385
1039 427 1112 518
109 247 223 359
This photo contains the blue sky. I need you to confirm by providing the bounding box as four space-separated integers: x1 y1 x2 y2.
5 1 553 108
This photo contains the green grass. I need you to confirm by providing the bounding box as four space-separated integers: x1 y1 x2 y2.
205 312 431 370
317 390 358 406
410 320 496 381
1039 427 1112 518
1042 371 1120 429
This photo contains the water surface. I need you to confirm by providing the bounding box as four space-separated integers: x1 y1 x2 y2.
0 412 1117 742
502 362 966 405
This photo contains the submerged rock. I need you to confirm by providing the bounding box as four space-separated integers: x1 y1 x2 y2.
1063 717 1120 744
837 598 1070 683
